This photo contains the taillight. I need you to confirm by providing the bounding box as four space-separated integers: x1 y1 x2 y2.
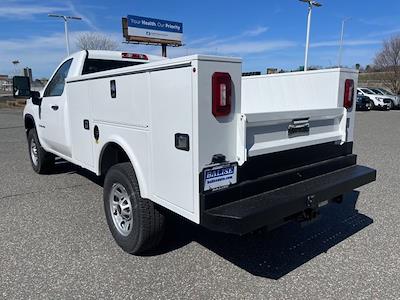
344 79 354 109
121 52 148 60
212 72 232 117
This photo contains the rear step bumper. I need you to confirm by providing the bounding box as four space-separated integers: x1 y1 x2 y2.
201 164 376 235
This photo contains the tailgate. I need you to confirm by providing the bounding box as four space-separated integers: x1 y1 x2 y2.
236 107 347 163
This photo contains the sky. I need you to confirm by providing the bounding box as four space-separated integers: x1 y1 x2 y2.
1 0 400 78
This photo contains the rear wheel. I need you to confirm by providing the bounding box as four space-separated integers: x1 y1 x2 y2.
104 162 165 254
27 128 55 174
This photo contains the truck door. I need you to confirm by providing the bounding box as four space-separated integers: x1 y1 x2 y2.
39 59 73 157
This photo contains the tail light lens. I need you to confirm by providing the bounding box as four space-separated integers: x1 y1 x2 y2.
121 52 148 60
344 79 354 109
212 72 232 117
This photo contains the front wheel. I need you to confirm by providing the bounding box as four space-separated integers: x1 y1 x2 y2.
103 162 166 254
370 101 375 110
27 128 55 174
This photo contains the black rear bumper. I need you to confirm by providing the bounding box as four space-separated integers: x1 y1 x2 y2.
200 143 376 235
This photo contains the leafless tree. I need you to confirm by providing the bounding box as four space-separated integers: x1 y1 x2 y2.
374 35 400 93
75 32 119 51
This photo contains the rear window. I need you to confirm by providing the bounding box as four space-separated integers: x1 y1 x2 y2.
82 58 143 75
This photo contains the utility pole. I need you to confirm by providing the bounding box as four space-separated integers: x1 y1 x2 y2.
161 44 167 57
299 0 322 71
48 14 82 56
338 17 351 67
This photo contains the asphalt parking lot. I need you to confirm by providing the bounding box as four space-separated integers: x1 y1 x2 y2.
0 108 399 299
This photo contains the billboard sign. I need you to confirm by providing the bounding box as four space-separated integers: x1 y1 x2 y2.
126 15 183 44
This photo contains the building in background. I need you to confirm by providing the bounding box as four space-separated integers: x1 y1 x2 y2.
267 68 278 74
0 75 12 94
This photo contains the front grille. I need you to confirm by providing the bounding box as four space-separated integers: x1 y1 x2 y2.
383 99 391 103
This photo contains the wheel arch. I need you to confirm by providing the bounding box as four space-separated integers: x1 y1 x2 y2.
98 138 149 198
24 114 36 132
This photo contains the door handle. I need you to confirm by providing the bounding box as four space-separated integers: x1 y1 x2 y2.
83 119 90 130
51 105 59 111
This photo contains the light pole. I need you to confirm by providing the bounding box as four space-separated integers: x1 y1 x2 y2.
12 60 20 76
299 0 322 71
338 17 351 67
48 14 82 56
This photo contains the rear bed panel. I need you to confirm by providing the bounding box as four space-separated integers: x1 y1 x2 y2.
241 68 357 113
238 68 358 163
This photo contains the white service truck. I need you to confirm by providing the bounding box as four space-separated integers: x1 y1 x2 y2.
18 50 376 254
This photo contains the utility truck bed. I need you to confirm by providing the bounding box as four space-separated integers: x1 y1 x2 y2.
21 50 376 254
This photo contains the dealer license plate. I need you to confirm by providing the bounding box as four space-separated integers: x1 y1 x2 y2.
203 163 237 191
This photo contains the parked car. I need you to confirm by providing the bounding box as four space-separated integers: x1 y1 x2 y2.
357 88 391 110
371 88 400 109
356 95 372 111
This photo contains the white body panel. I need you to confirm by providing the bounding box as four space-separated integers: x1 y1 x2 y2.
150 67 194 212
238 108 347 158
23 50 358 225
237 69 358 163
241 69 352 113
63 54 240 223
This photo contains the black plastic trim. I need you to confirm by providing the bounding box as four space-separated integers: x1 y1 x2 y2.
199 141 376 235
202 154 358 210
201 164 376 235
175 133 190 151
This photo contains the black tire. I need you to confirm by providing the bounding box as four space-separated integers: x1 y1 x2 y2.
390 100 395 110
103 162 165 254
27 128 55 174
370 100 375 110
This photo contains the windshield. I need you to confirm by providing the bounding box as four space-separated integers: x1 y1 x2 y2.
361 88 375 94
379 88 394 95
370 88 383 95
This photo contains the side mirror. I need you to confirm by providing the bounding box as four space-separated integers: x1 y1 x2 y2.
12 76 31 98
31 91 42 106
